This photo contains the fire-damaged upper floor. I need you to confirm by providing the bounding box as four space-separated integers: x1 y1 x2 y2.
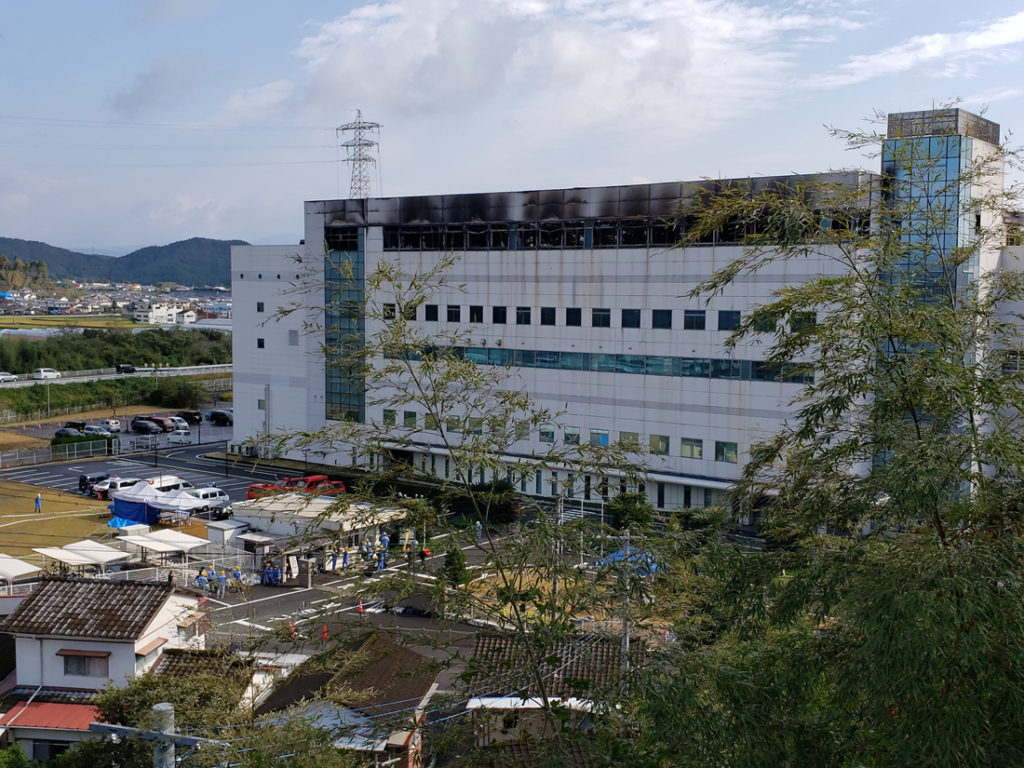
308 171 876 253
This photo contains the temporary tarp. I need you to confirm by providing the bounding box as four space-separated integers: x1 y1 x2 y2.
32 547 96 568
110 483 164 525
145 529 208 552
0 554 41 588
149 488 206 512
62 540 132 566
594 546 658 576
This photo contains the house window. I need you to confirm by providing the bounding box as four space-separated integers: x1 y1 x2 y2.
516 306 532 325
288 330 299 346
650 434 670 455
652 309 672 329
564 426 580 445
592 308 611 327
622 308 641 328
383 303 396 319
718 310 741 331
680 437 703 459
424 414 438 430
540 307 556 325
683 310 706 330
589 428 609 446
715 440 738 463
539 424 555 443
446 418 461 433
256 338 265 349
469 305 483 323
425 304 438 322
447 305 461 322
256 301 264 313
63 654 109 677
403 304 417 321
257 399 266 410
492 306 507 324
566 308 582 326
383 409 396 427
469 417 484 435
403 411 417 428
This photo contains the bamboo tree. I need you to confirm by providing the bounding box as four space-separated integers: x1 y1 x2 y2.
620 112 1024 766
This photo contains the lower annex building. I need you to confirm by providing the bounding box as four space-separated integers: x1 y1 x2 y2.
231 107 1017 513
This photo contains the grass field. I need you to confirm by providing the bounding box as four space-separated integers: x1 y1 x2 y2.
0 480 208 562
0 315 146 330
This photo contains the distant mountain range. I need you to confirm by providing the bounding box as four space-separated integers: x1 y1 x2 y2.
0 237 247 287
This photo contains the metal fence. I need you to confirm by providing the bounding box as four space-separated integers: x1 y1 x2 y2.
0 438 113 468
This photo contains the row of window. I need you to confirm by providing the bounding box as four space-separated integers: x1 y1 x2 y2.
256 330 300 349
382 407 740 463
424 346 814 383
400 303 814 332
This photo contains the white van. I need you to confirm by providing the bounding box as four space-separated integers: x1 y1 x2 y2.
187 487 231 517
167 429 192 445
32 368 60 380
102 418 121 433
145 475 194 492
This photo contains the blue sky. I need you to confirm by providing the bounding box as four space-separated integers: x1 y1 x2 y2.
2 0 1024 253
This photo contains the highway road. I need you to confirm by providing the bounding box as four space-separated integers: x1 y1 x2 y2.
0 364 231 389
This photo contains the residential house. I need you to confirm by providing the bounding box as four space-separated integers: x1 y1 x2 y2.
0 577 206 761
256 631 439 768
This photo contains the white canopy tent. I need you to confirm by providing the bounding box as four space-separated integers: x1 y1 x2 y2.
145 529 208 551
149 489 207 512
32 546 97 569
0 554 41 593
62 540 133 573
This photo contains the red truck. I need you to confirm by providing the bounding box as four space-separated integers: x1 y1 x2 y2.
246 474 347 500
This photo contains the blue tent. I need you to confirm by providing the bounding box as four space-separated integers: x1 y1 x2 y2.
109 484 163 525
594 546 657 576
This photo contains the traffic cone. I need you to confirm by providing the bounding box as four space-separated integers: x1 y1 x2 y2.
288 619 296 638
357 600 363 614
322 625 328 640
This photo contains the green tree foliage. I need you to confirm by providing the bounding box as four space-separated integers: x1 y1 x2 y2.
605 490 654 530
442 544 469 586
0 745 30 768
0 328 229 374
620 114 1024 766
0 255 53 293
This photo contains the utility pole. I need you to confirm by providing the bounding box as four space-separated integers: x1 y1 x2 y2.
621 527 630 673
89 702 219 768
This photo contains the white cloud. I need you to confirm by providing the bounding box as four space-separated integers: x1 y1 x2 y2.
219 80 295 124
289 0 852 143
812 10 1024 88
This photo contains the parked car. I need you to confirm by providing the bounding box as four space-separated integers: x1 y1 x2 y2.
176 410 202 424
167 429 192 445
186 487 231 518
168 416 189 430
144 475 194 492
116 363 136 374
83 425 111 438
92 476 142 500
64 420 87 432
0 372 18 383
149 416 178 432
207 409 233 426
78 471 110 494
54 427 83 438
32 368 60 380
101 418 121 433
132 419 162 435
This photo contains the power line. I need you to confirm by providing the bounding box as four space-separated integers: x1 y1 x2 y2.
0 114 331 132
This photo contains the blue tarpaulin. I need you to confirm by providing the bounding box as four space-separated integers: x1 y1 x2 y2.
107 516 140 528
594 546 657 575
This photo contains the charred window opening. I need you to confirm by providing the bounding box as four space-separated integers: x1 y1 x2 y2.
325 226 360 251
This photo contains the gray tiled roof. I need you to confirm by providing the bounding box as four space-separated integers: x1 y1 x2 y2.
0 578 174 640
469 634 636 699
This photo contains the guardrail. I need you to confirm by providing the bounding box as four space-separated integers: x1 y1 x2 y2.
0 363 232 383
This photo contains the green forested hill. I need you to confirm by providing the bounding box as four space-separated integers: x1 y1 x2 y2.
0 236 245 286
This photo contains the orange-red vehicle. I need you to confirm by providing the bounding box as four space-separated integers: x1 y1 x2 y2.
247 475 347 500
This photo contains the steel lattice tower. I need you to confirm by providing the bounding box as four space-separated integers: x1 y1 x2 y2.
337 109 381 199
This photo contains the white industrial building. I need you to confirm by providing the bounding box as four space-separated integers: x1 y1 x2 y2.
231 108 1017 512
